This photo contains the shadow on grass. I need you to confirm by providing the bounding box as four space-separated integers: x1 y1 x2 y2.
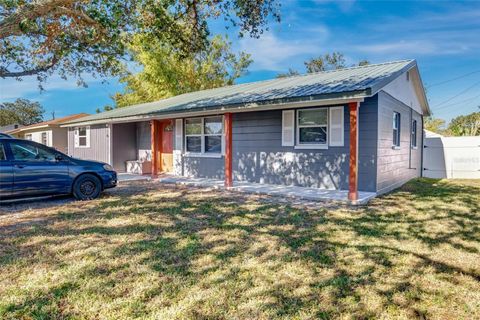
0 178 479 319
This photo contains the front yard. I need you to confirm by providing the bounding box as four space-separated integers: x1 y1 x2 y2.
0 179 479 319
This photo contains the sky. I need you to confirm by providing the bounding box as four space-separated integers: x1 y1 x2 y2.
1 0 479 123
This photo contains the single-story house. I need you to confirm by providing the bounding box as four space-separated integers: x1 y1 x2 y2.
63 60 430 201
7 114 89 154
0 124 23 133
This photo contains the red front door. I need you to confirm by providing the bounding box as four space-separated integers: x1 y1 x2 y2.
160 120 173 172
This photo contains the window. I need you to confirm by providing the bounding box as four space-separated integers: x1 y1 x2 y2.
185 118 202 153
411 120 417 148
185 116 223 154
297 108 328 146
41 132 48 145
25 134 32 141
393 112 401 147
10 141 56 161
0 143 6 161
75 126 90 147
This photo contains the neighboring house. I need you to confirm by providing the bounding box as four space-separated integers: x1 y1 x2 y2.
63 60 430 200
0 124 22 133
7 114 89 154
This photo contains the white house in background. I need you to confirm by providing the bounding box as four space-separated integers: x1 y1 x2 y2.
7 113 89 154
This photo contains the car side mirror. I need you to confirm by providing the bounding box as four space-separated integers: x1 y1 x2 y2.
55 154 63 161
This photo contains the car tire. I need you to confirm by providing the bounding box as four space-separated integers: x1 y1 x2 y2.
72 174 102 200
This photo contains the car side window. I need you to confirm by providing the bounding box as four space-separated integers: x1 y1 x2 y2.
0 143 6 161
10 141 56 161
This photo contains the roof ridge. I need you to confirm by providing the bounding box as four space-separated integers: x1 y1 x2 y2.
276 59 416 79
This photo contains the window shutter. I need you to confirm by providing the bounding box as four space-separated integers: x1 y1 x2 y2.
74 128 79 147
174 119 183 151
282 110 295 146
329 107 344 147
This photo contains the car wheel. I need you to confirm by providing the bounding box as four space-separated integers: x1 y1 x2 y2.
73 174 102 200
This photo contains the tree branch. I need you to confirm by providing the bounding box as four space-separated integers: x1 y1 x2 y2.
0 0 97 39
0 55 59 77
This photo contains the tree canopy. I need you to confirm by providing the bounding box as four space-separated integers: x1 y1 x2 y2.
447 111 480 136
276 52 369 78
424 116 446 134
0 99 44 126
276 68 300 79
0 0 279 86
111 34 252 108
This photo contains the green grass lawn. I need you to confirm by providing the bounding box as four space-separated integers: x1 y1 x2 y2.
0 178 479 319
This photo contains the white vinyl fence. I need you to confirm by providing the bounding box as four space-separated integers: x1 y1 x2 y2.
423 133 480 179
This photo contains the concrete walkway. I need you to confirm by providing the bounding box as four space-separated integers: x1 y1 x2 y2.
157 176 376 205
118 173 152 182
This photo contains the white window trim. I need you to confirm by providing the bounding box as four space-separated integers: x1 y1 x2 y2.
75 126 90 148
184 116 224 157
24 133 32 141
296 107 329 149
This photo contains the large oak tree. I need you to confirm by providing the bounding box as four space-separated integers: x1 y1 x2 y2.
111 34 252 108
0 0 279 85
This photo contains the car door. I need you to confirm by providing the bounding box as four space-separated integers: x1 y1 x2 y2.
0 141 13 198
9 140 70 197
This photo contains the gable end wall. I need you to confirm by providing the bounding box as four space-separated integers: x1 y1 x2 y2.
376 91 423 194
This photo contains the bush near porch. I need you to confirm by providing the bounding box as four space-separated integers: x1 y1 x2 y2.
0 179 479 319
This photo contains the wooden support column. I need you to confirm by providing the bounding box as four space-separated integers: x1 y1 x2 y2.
224 113 233 188
150 120 159 177
348 102 359 201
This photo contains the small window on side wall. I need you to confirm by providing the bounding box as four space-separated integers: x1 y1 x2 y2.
41 132 48 145
393 112 401 147
25 134 32 141
74 126 90 148
411 120 417 148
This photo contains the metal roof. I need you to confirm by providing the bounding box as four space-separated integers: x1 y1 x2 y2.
66 60 428 126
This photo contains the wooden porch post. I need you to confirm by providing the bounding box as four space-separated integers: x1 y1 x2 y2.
348 102 359 201
224 113 233 188
150 120 158 177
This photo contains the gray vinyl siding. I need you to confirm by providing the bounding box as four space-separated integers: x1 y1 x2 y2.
376 91 422 194
358 95 379 192
68 124 110 164
112 123 137 172
232 109 348 189
51 127 68 154
184 157 224 179
180 98 378 191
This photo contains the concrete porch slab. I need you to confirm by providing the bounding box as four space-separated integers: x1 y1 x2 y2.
157 176 376 205
118 173 152 182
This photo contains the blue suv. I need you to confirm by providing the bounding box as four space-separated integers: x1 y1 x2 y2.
0 138 117 201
